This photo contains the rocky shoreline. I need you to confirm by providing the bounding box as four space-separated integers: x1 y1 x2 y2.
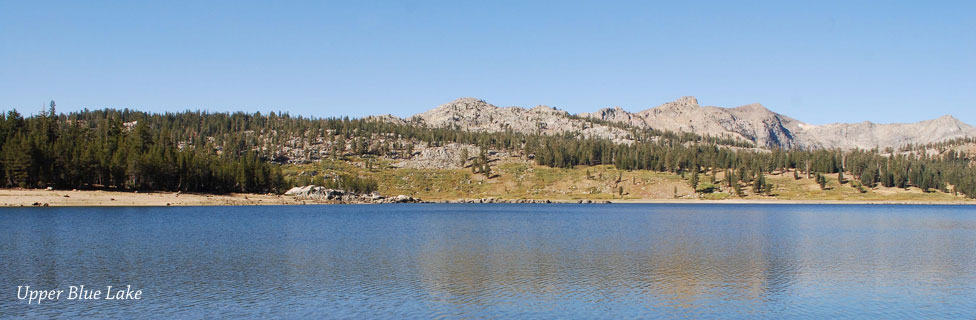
283 185 614 204
439 198 612 204
284 185 422 204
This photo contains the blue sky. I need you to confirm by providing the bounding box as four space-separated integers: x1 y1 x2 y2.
1 1 974 124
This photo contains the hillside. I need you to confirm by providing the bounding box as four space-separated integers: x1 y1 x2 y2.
281 156 973 204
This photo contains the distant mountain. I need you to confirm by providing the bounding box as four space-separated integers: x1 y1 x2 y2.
581 96 802 148
404 97 976 150
796 115 975 150
582 96 976 150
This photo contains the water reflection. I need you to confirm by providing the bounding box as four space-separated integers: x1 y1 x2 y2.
1 204 975 318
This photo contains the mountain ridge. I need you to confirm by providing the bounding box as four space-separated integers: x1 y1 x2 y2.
404 97 975 150
410 97 635 143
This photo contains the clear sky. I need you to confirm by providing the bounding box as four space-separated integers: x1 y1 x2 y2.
1 1 974 124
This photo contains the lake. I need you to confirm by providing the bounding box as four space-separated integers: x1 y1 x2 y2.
1 204 975 318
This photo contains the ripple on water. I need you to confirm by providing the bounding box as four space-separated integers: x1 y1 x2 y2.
1 204 974 318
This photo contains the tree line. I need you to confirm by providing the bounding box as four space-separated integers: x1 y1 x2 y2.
526 135 976 198
0 103 284 193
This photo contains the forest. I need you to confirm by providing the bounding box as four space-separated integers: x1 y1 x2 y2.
2 101 975 198
0 103 284 193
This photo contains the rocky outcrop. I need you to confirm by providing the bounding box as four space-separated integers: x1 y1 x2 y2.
284 185 421 204
393 143 482 169
410 98 634 143
583 97 807 148
443 198 611 204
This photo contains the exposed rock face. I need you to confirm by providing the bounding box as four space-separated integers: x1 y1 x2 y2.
582 97 806 148
391 142 513 170
411 98 633 143
285 185 421 203
797 115 976 150
581 96 976 150
386 96 976 150
364 114 407 125
393 143 482 169
444 198 611 204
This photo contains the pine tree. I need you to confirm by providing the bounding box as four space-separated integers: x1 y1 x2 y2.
752 172 766 194
815 173 827 190
482 162 492 178
860 163 878 188
473 149 491 178
725 169 733 188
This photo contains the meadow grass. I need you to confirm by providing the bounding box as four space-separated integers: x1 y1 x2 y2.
283 159 973 203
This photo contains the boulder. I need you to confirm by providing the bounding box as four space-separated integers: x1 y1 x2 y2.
284 186 306 196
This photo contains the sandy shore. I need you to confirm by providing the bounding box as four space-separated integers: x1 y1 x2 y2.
2 189 974 207
0 189 307 207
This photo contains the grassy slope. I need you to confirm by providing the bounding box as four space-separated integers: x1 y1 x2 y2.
282 158 974 203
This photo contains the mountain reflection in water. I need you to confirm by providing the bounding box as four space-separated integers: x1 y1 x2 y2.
1 204 974 318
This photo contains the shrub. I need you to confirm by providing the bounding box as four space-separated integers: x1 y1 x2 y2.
696 182 717 194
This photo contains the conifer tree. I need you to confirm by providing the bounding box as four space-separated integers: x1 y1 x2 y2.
752 172 766 194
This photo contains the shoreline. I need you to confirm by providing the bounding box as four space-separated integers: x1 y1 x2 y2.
1 189 974 207
0 189 302 207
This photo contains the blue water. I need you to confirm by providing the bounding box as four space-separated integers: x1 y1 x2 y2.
1 204 975 318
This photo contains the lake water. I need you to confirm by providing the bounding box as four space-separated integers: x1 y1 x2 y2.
1 204 975 318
